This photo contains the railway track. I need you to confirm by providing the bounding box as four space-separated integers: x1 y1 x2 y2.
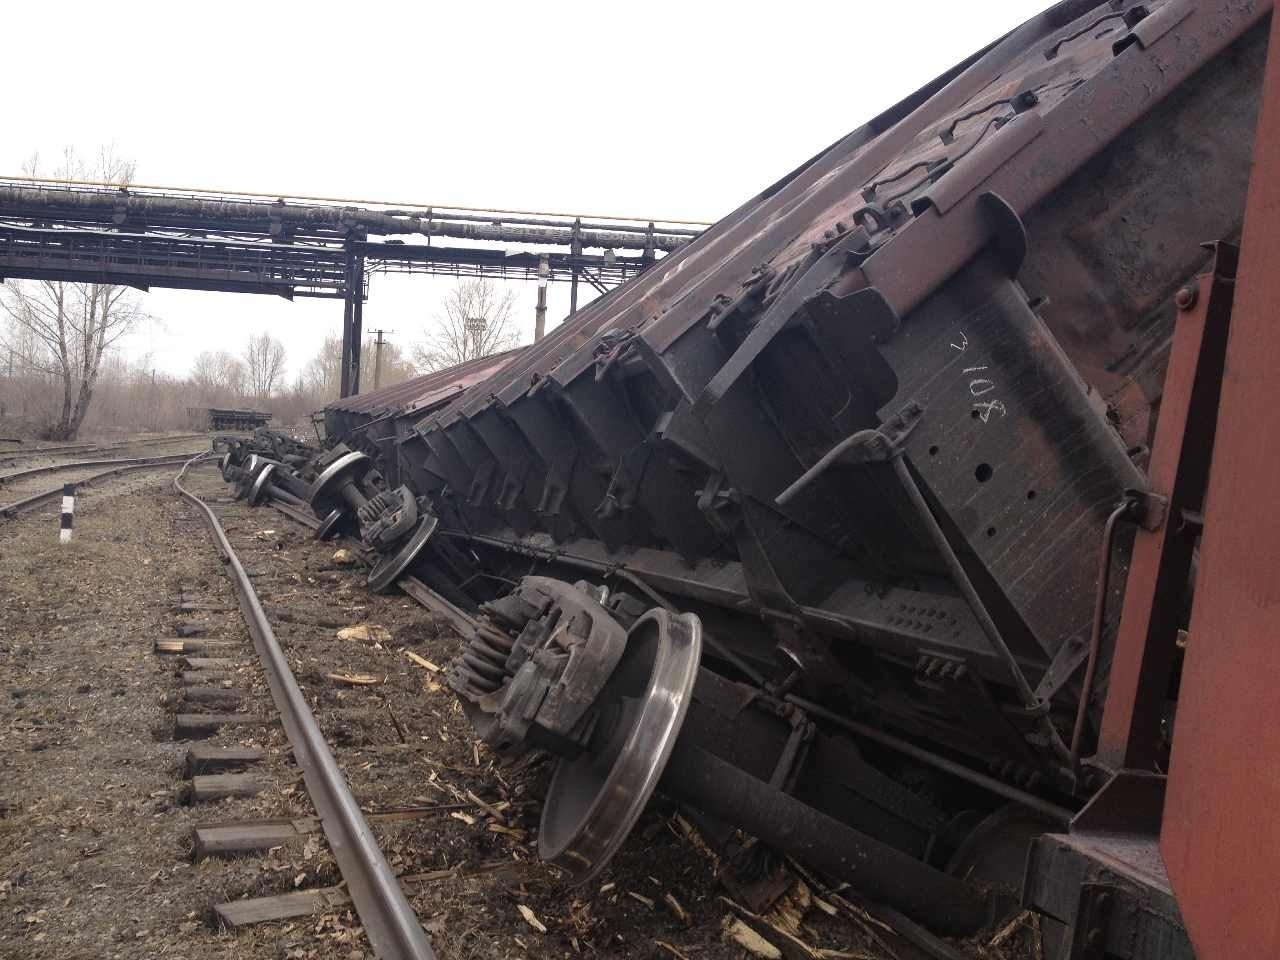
173 456 436 960
0 432 209 467
0 451 208 486
0 452 206 518
1 448 909 958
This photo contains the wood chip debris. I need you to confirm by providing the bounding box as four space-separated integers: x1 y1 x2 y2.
326 672 381 686
404 650 441 672
989 908 1042 950
331 548 358 565
517 904 547 934
466 789 506 821
336 623 392 645
663 891 691 926
487 823 526 839
722 892 823 960
724 916 782 959
766 879 812 936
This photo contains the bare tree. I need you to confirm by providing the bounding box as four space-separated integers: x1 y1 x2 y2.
304 335 343 399
415 278 520 372
305 333 417 401
191 349 247 401
216 350 247 397
0 148 145 438
243 332 286 401
190 351 224 398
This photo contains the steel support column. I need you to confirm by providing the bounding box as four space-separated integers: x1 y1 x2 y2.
1093 247 1236 771
340 246 365 399
569 220 581 316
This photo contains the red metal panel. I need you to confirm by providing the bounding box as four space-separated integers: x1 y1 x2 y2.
1094 251 1236 771
1162 12 1280 958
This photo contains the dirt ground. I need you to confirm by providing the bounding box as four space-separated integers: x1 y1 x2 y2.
0 454 1041 960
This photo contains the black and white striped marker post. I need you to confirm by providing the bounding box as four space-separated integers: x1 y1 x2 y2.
59 483 75 543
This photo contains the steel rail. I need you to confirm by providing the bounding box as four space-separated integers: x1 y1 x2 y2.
0 450 205 485
0 433 205 450
174 457 435 960
0 440 95 458
0 456 201 518
0 433 208 466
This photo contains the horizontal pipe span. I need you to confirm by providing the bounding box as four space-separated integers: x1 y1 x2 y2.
661 745 989 935
0 173 712 228
0 185 696 252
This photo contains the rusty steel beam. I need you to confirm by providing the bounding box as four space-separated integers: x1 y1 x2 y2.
1094 246 1237 771
1161 8 1280 957
340 248 365 398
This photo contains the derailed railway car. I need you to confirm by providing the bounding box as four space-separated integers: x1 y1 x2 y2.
223 2 1274 955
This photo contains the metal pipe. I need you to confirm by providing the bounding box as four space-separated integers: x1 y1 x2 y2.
269 497 323 531
534 256 549 342
891 456 1074 767
266 486 307 509
1071 499 1134 761
661 745 988 935
0 173 711 228
0 184 696 252
784 693 1074 824
174 456 435 960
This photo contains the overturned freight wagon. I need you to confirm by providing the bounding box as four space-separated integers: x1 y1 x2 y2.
225 2 1272 955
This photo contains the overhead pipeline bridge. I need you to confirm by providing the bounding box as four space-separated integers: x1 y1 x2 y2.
0 176 708 396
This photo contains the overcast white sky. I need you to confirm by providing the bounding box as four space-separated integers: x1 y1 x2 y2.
3 0 1046 383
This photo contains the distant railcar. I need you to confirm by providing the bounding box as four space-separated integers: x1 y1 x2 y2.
193 407 273 431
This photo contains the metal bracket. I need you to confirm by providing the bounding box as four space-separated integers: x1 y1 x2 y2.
1066 882 1116 960
775 401 924 507
1113 0 1191 56
1128 488 1169 532
977 192 1027 279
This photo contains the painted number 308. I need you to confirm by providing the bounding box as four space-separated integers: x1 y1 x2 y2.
950 331 1007 423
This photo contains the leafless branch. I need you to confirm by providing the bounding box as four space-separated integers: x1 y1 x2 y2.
414 278 522 372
